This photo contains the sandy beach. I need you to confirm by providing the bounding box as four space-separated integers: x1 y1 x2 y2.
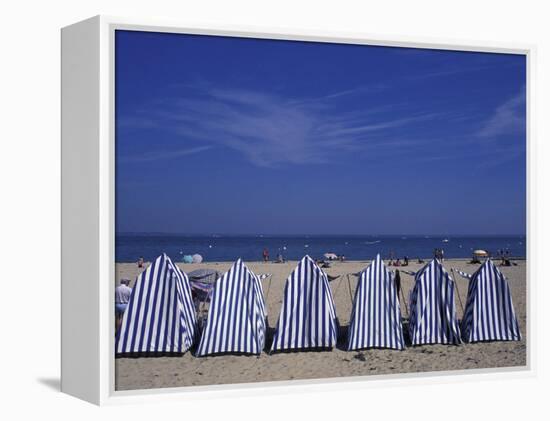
115 258 527 391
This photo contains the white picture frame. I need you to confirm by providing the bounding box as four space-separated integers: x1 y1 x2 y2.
61 15 535 405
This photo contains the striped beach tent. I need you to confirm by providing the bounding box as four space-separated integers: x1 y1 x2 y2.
195 259 266 356
347 254 405 350
461 259 521 342
409 259 462 345
116 253 197 355
270 255 338 352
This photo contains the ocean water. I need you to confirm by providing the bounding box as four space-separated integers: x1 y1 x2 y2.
115 234 526 263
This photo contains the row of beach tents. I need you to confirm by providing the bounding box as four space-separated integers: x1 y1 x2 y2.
116 253 521 356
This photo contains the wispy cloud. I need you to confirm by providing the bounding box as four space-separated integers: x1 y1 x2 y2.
119 145 213 163
477 87 526 139
120 86 446 168
323 113 440 137
406 65 497 81
289 84 387 105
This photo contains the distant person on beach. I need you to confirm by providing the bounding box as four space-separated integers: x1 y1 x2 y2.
276 253 284 263
504 249 511 266
115 279 132 336
138 256 144 268
403 256 409 266
394 270 401 301
262 248 269 263
395 258 401 267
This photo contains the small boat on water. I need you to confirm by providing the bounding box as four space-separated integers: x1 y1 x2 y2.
442 238 449 243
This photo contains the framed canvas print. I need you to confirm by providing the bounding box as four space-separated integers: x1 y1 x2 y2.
61 15 533 405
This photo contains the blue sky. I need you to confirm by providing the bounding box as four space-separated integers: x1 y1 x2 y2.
115 30 526 235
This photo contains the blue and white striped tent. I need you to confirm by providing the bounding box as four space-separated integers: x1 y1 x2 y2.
347 254 405 350
116 254 197 355
271 255 338 352
461 259 521 342
409 259 462 345
195 259 266 356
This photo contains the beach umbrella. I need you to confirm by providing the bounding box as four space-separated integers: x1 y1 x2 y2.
192 253 203 263
473 250 488 257
324 252 338 260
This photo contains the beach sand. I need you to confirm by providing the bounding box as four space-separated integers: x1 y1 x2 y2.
115 259 527 391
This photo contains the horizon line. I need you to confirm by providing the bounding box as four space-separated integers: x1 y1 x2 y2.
116 232 526 237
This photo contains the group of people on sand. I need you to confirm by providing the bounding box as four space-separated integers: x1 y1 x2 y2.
263 248 348 264
263 248 285 263
498 249 513 266
388 251 409 267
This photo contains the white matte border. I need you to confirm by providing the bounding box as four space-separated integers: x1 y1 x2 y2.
93 15 534 405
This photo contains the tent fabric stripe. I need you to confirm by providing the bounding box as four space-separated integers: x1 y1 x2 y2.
270 255 338 352
116 254 197 354
195 259 266 356
409 259 462 345
347 254 405 350
461 259 521 342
